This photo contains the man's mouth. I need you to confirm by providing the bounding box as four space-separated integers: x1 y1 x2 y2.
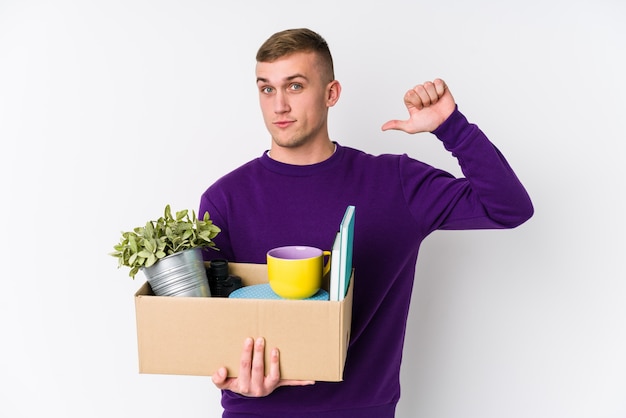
274 120 294 128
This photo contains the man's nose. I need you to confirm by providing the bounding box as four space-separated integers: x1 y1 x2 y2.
274 91 290 113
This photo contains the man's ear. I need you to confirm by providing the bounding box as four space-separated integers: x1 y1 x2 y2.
326 80 341 107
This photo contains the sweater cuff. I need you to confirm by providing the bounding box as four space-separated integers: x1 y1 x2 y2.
431 105 474 149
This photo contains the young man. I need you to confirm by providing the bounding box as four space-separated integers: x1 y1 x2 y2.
200 28 533 417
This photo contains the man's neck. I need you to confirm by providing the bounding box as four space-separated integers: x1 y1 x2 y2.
267 141 337 165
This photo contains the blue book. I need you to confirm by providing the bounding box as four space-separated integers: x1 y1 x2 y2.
338 205 355 300
329 230 341 301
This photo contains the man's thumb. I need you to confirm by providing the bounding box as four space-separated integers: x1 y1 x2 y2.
381 119 403 131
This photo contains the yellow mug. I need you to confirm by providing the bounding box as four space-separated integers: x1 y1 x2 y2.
267 246 331 299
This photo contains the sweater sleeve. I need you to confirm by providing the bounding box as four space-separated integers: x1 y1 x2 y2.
199 185 235 262
402 106 534 234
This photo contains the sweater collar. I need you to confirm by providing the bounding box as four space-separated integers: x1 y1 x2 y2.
259 142 343 176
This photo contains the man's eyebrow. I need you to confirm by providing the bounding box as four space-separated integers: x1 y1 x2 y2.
256 74 309 84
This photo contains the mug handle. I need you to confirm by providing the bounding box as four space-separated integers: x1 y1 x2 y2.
322 250 332 277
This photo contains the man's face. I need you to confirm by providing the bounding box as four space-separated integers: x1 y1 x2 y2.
256 52 332 150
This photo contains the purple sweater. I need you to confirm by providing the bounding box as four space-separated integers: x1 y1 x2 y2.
199 107 533 417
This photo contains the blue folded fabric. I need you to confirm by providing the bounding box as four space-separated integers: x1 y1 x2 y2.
228 284 329 301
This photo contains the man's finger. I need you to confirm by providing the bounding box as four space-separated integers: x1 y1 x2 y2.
237 337 254 393
404 89 424 110
211 367 228 387
413 85 432 107
434 78 446 96
422 82 440 105
265 347 281 389
250 337 266 391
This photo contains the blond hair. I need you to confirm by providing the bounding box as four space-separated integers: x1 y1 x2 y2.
256 28 335 82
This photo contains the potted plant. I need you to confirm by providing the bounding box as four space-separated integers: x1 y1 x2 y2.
110 204 221 297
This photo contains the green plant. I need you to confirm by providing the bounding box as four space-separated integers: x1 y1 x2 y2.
111 204 221 279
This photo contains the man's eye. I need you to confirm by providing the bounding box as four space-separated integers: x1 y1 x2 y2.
261 86 273 94
290 83 303 91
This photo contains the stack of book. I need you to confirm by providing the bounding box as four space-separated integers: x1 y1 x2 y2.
329 205 355 301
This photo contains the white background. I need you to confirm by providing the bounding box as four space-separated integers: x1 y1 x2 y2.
1 0 624 417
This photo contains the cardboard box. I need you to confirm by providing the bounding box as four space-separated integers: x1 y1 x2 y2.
134 262 353 381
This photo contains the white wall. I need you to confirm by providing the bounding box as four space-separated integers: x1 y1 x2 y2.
1 0 624 417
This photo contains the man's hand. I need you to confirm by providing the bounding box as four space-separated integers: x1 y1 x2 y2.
381 78 456 134
211 337 315 397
